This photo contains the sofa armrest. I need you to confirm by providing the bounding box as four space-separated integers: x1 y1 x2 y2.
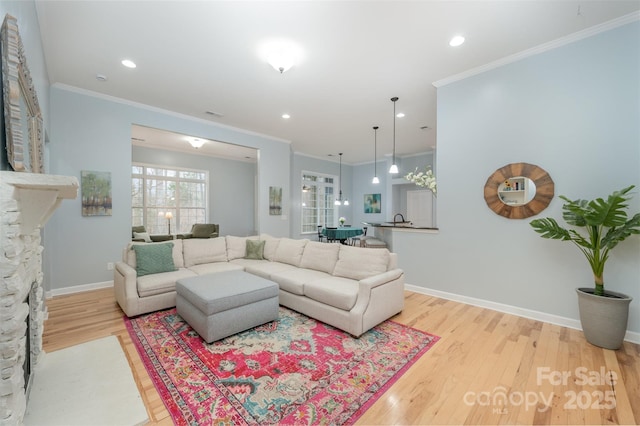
114 261 139 317
358 269 403 289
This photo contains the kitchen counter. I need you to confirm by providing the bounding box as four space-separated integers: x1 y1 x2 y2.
363 222 438 231
363 222 438 252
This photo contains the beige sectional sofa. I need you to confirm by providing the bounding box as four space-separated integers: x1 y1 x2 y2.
114 235 405 337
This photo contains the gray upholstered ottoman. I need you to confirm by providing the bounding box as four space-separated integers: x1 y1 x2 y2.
175 270 279 343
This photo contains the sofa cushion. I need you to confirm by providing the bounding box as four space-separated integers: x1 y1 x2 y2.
300 241 340 274
245 239 265 260
226 235 259 260
244 262 296 280
274 238 308 267
304 277 359 311
188 262 244 276
131 242 177 277
259 234 280 261
137 268 197 298
270 268 331 296
126 239 184 269
333 245 390 281
183 238 228 267
226 236 247 260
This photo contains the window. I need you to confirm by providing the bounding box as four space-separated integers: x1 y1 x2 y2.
132 163 208 234
301 172 336 234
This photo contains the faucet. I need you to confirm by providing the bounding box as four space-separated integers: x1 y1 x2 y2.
393 213 405 225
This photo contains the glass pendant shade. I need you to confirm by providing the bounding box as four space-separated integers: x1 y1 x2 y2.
389 164 399 174
372 176 380 184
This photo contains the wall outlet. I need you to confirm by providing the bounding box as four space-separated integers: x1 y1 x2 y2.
107 262 114 271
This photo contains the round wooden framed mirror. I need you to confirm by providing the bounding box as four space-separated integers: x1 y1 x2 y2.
484 162 554 219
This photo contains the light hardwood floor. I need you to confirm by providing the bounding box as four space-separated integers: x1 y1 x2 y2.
42 288 639 425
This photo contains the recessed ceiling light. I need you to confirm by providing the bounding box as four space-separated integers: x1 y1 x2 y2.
449 35 465 47
396 113 405 118
282 113 291 119
121 59 137 68
96 74 108 82
205 110 224 118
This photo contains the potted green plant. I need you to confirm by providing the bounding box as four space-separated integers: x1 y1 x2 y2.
530 185 640 350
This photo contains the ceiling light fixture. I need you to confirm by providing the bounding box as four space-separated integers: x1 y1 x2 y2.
389 97 399 174
396 113 405 118
260 39 303 74
282 113 291 119
372 126 380 184
449 35 465 47
188 138 206 149
334 153 349 206
121 59 137 68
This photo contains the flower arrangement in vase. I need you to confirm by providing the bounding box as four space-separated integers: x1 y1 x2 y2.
339 217 346 226
405 167 437 195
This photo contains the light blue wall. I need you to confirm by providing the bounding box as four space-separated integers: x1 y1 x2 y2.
132 145 256 237
45 86 291 290
351 159 388 230
401 21 640 334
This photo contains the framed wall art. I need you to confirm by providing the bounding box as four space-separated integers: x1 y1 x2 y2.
364 193 381 213
269 186 282 215
81 170 112 216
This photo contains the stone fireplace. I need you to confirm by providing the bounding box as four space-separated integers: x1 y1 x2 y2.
0 171 78 425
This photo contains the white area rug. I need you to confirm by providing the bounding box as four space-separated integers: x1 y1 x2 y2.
24 335 148 426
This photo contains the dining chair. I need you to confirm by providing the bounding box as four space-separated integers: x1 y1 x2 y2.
349 226 369 247
317 225 326 243
325 227 338 243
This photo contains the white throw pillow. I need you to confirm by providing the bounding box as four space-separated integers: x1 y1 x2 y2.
133 231 152 243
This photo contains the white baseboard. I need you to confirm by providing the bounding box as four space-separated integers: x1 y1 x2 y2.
46 281 113 299
405 284 640 345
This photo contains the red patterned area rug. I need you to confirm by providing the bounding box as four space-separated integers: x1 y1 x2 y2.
125 307 439 425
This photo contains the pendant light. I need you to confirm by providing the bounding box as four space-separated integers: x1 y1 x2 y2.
389 96 399 174
334 153 349 206
372 126 380 184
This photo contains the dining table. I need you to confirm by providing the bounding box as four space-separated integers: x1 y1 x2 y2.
322 226 364 244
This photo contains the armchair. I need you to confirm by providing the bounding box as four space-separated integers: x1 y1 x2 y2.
177 223 219 239
131 225 172 242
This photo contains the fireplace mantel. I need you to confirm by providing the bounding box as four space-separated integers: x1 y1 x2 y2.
0 171 78 425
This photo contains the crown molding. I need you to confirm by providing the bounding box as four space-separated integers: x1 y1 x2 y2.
433 11 640 88
51 82 292 145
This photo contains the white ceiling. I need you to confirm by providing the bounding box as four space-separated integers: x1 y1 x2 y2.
35 1 640 164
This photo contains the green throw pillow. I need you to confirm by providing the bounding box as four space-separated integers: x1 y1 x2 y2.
245 239 265 260
132 243 177 277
